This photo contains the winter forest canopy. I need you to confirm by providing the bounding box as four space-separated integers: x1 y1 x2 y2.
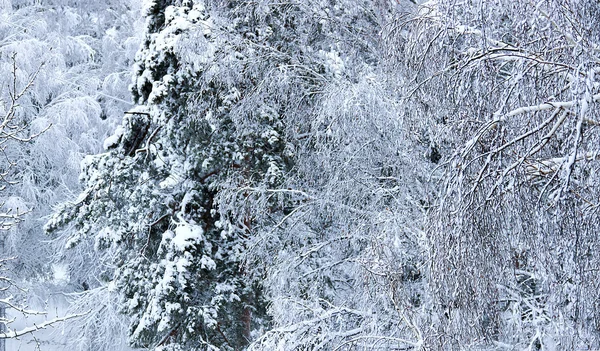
0 0 599 349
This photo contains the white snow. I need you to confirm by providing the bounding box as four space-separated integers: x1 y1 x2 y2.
172 223 204 251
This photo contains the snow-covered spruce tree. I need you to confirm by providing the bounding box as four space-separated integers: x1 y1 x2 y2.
397 0 600 348
45 0 327 349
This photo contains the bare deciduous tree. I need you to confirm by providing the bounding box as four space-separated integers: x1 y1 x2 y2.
397 0 600 348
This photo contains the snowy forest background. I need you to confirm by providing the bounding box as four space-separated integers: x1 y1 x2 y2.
0 0 599 350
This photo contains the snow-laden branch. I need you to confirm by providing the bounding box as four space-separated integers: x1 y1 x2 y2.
0 296 46 316
0 311 89 339
503 94 600 119
460 93 600 160
524 151 600 179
